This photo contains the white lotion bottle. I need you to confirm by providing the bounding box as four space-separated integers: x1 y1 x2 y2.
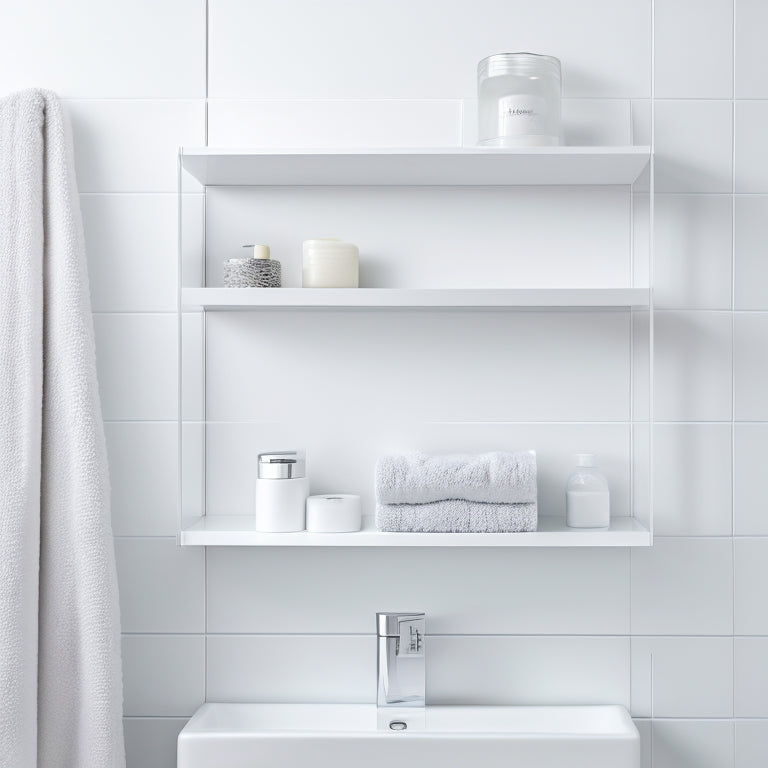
254 451 309 532
566 453 610 528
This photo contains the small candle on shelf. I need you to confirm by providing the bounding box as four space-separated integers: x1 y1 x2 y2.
302 238 359 288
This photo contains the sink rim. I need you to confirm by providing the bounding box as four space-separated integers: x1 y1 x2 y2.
180 702 639 739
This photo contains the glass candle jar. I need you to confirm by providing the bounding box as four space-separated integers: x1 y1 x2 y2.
477 53 562 147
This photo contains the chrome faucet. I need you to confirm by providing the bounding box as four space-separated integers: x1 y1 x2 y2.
376 612 425 708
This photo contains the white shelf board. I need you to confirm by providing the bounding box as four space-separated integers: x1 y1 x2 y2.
182 287 650 311
180 515 651 547
180 146 651 186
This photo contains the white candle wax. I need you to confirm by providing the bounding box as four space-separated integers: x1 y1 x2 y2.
302 238 359 288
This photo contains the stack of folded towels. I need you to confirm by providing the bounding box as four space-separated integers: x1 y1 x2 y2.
375 450 537 533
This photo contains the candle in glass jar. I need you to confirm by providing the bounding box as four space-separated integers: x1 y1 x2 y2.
302 239 359 288
477 53 562 147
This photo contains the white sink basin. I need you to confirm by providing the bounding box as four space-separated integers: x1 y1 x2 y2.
177 703 640 768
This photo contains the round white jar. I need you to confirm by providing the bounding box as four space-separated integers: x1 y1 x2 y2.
302 239 359 288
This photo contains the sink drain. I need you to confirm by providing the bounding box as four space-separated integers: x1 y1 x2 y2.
389 721 407 731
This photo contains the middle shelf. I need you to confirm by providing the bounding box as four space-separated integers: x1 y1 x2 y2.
182 286 650 311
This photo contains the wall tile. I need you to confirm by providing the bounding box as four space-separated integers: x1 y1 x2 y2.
632 312 651 423
82 194 177 312
64 100 205 193
653 195 732 310
631 637 734 717
115 539 204 634
736 0 768 98
736 720 768 768
735 539 768 635
208 100 462 148
428 636 630 706
93 314 177 421
205 311 630 423
735 638 768 717
206 547 630 635
654 311 732 422
736 101 768 193
206 635 374 703
631 538 733 635
122 635 204 716
653 721 735 768
209 0 650 99
560 99 632 146
105 422 178 537
654 0 733 98
0 0 205 98
654 101 733 193
181 313 204 423
632 99 652 145
734 424 768 535
735 196 768 310
735 313 768 421
653 424 732 536
123 718 186 768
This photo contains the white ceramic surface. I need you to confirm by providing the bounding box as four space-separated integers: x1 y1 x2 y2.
177 703 640 768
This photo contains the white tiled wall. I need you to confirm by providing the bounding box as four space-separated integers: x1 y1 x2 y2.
3 1 767 766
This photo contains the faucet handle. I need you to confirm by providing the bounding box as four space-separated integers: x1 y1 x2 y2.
408 623 424 653
377 612 425 657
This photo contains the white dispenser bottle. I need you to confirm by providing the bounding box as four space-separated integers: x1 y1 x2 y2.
254 451 310 532
566 453 610 528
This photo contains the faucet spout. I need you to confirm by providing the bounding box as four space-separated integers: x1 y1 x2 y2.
376 612 425 708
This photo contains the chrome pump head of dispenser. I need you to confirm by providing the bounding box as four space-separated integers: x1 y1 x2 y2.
257 451 306 479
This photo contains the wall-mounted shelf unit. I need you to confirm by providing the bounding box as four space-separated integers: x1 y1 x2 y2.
180 515 651 547
178 145 653 548
181 287 650 311
181 146 650 186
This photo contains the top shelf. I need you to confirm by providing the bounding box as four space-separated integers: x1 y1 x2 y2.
180 146 651 187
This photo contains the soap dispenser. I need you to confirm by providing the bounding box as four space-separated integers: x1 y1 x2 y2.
566 453 610 528
254 451 309 532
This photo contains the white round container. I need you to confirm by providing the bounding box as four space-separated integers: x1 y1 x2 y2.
254 451 309 532
306 494 362 532
477 53 562 147
302 239 359 288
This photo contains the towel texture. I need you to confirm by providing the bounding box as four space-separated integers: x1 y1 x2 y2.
0 90 125 768
376 500 538 533
376 450 537 505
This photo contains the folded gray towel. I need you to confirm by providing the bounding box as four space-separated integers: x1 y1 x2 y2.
376 500 537 533
375 451 537 505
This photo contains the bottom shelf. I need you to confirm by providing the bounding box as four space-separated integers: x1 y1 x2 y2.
180 515 651 547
